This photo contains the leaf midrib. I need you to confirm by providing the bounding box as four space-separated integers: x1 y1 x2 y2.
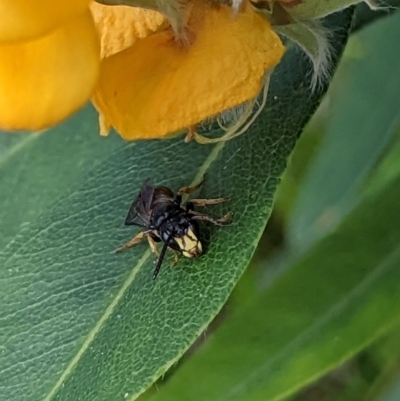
0 132 44 168
41 249 151 401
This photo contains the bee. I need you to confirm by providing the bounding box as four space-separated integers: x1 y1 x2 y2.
116 177 231 279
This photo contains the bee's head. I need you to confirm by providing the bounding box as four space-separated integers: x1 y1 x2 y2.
161 219 202 258
173 226 203 258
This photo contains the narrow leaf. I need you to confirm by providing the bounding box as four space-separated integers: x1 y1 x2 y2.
288 12 400 253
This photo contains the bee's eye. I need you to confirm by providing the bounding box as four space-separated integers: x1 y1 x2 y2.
166 237 180 251
152 213 166 228
161 230 171 243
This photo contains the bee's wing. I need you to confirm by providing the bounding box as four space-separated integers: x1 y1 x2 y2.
124 180 154 227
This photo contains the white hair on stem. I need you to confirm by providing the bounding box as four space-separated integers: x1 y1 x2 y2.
303 20 333 91
274 19 333 91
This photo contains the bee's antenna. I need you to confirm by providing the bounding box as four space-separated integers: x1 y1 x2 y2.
152 238 171 280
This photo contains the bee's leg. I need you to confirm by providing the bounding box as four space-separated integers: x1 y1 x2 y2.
169 249 180 267
115 231 146 253
189 211 232 226
189 196 231 207
147 235 160 257
177 175 205 197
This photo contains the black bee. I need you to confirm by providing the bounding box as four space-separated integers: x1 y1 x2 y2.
116 177 231 279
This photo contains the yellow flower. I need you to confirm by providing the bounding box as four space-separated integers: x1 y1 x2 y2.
93 1 284 141
0 0 285 141
0 0 91 42
0 0 99 131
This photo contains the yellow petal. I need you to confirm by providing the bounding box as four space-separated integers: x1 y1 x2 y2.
90 2 166 59
93 4 285 140
0 0 91 43
0 11 100 132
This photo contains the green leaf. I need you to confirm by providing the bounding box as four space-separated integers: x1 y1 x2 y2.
365 134 400 197
149 128 400 401
0 108 125 249
352 0 400 32
0 131 28 161
354 322 400 401
282 0 362 20
288 11 400 254
0 10 352 401
316 321 400 401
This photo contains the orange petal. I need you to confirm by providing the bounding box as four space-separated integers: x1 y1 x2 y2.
0 11 100 132
93 4 285 140
90 2 166 59
0 0 90 43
